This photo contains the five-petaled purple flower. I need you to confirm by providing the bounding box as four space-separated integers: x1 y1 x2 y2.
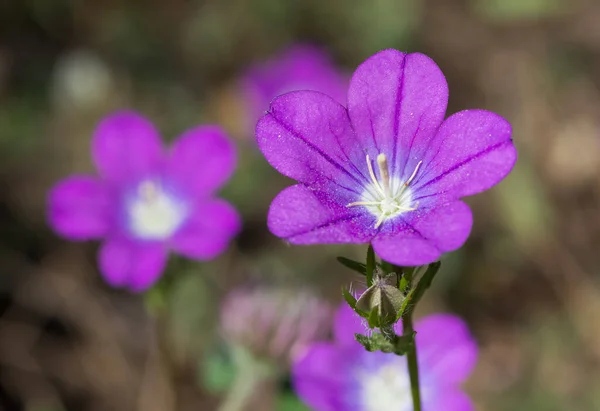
293 304 478 411
256 49 517 266
242 44 347 126
48 111 241 292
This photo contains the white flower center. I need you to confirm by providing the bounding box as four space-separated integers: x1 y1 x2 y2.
127 180 187 240
347 154 422 228
358 359 414 411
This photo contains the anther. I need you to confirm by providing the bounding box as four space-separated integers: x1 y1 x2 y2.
376 153 391 196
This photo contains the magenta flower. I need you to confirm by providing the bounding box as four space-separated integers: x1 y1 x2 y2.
293 304 478 411
256 49 517 266
242 44 347 124
48 111 241 292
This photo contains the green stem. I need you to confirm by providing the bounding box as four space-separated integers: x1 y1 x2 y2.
402 313 421 411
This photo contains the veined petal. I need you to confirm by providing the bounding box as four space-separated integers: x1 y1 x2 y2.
292 343 345 411
92 111 164 183
267 184 374 244
98 238 168 292
413 110 517 200
167 126 236 196
415 314 478 385
372 201 472 266
47 175 113 240
256 91 367 194
171 199 241 260
347 50 448 178
334 303 368 348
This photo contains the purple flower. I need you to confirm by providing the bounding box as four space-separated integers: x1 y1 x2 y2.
256 49 517 266
48 111 241 292
242 44 347 125
292 304 478 411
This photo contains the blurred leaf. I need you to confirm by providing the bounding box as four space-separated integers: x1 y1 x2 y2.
277 393 311 411
168 268 216 360
336 256 367 275
473 0 565 21
200 350 236 393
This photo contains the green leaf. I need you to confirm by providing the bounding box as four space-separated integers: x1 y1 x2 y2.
200 350 236 393
342 287 358 309
398 261 442 320
366 244 375 286
336 256 367 275
399 276 409 293
367 306 379 328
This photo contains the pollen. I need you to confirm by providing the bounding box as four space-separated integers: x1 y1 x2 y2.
347 154 422 228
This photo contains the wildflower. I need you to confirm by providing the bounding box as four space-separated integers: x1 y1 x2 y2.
256 49 517 266
220 286 333 365
48 111 241 291
241 44 347 126
292 304 478 411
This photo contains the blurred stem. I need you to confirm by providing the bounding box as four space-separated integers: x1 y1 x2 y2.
218 346 276 411
402 312 421 411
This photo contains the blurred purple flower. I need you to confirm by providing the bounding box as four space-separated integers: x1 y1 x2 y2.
220 286 333 365
293 304 478 411
48 111 241 292
241 44 347 126
256 49 517 266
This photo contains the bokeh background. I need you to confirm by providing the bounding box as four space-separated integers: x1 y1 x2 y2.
1 0 600 410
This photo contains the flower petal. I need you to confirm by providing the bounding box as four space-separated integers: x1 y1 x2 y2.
292 343 345 411
98 238 168 292
347 50 448 178
372 201 473 266
167 126 236 196
413 110 517 200
256 91 367 195
267 184 374 244
334 303 368 348
92 111 164 183
47 175 113 240
416 314 478 384
171 199 241 260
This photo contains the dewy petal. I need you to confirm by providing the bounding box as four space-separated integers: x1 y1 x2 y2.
267 184 374 244
47 175 113 240
347 50 448 177
333 303 368 348
372 201 473 266
167 126 236 197
256 91 367 194
413 110 517 201
292 343 345 411
416 314 478 385
92 111 164 183
98 237 168 292
170 199 241 260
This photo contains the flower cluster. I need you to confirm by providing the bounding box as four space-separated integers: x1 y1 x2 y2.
256 49 517 266
48 111 241 291
292 304 478 411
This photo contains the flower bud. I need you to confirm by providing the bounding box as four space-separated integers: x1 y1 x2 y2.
355 271 404 328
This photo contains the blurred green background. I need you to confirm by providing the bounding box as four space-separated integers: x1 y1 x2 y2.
1 0 600 410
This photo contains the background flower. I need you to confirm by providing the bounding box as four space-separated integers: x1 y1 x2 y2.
257 49 517 266
241 44 347 131
48 111 241 291
293 304 478 411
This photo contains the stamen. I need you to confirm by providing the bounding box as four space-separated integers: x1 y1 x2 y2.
366 155 385 197
404 160 423 187
376 153 391 196
347 201 383 207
